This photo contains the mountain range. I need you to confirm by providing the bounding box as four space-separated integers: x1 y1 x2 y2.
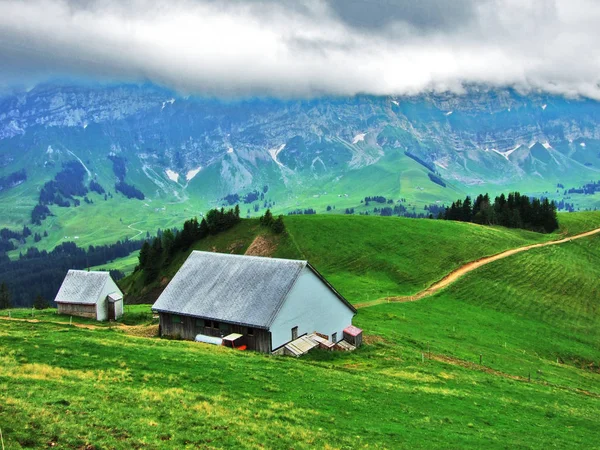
1 83 600 249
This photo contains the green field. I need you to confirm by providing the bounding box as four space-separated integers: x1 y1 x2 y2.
1 213 599 448
123 213 577 305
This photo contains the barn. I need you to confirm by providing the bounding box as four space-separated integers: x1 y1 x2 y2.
152 251 357 353
54 270 124 321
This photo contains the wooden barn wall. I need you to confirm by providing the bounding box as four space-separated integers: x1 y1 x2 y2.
159 313 272 353
57 303 96 319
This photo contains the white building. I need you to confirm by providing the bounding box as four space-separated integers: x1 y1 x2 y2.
54 270 124 321
152 251 357 353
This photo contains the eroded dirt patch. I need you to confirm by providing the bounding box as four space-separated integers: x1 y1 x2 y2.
245 235 278 257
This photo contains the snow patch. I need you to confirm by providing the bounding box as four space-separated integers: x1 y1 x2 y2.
67 150 91 178
352 133 366 144
161 98 175 110
391 100 399 106
445 111 453 116
268 144 286 167
542 142 552 149
227 147 234 154
186 167 202 181
496 145 521 160
542 104 547 110
580 142 587 147
165 169 180 183
46 145 54 154
493 149 509 159
83 122 88 129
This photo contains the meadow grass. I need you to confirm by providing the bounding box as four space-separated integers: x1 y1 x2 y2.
1 315 598 449
121 212 600 304
0 304 154 326
278 214 555 304
557 210 600 236
2 215 600 448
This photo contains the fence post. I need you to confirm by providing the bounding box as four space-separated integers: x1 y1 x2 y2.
479 354 482 365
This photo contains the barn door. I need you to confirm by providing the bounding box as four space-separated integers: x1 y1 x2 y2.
108 301 115 321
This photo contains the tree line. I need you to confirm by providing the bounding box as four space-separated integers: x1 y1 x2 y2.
443 192 558 233
137 206 242 283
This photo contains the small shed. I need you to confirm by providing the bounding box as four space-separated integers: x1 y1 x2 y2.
54 270 124 321
343 325 363 348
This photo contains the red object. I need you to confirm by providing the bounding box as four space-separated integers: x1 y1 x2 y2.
343 325 362 337
236 345 247 351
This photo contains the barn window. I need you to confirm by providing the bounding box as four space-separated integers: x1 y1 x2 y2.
219 322 229 332
195 318 204 328
172 315 181 324
247 327 254 336
212 321 219 329
332 332 337 343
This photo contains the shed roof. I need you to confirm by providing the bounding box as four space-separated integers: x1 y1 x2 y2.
54 270 111 305
343 325 363 337
152 251 355 329
108 292 123 302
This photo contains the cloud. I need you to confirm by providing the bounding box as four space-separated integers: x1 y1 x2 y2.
0 0 599 98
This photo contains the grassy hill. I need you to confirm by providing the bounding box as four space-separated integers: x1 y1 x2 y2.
1 212 600 448
122 214 563 305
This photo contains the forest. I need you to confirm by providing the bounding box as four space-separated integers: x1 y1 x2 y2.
109 154 145 200
444 192 559 233
115 181 145 200
0 169 27 192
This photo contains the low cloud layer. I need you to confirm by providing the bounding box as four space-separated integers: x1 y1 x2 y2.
0 0 599 98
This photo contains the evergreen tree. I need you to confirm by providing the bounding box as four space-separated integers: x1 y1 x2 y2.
462 196 473 222
260 209 274 227
138 241 151 269
33 294 49 310
0 282 11 309
271 215 286 234
161 229 175 258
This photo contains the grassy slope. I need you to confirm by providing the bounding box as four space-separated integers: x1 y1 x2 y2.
2 213 600 448
278 215 556 304
122 214 569 305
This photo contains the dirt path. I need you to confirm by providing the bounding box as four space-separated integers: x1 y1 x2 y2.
355 227 600 309
0 316 158 337
127 221 145 239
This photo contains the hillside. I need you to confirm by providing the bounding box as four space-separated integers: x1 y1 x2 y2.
3 84 600 255
1 214 600 448
121 214 560 305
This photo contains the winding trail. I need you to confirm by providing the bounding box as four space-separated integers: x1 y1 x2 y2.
127 221 145 239
355 227 600 309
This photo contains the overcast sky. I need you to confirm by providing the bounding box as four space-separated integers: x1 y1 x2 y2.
0 0 599 98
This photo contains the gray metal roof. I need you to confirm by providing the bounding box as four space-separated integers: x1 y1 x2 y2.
54 270 110 305
152 251 309 329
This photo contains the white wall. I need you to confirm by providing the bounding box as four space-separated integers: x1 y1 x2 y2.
114 299 124 319
95 276 123 321
269 267 355 350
